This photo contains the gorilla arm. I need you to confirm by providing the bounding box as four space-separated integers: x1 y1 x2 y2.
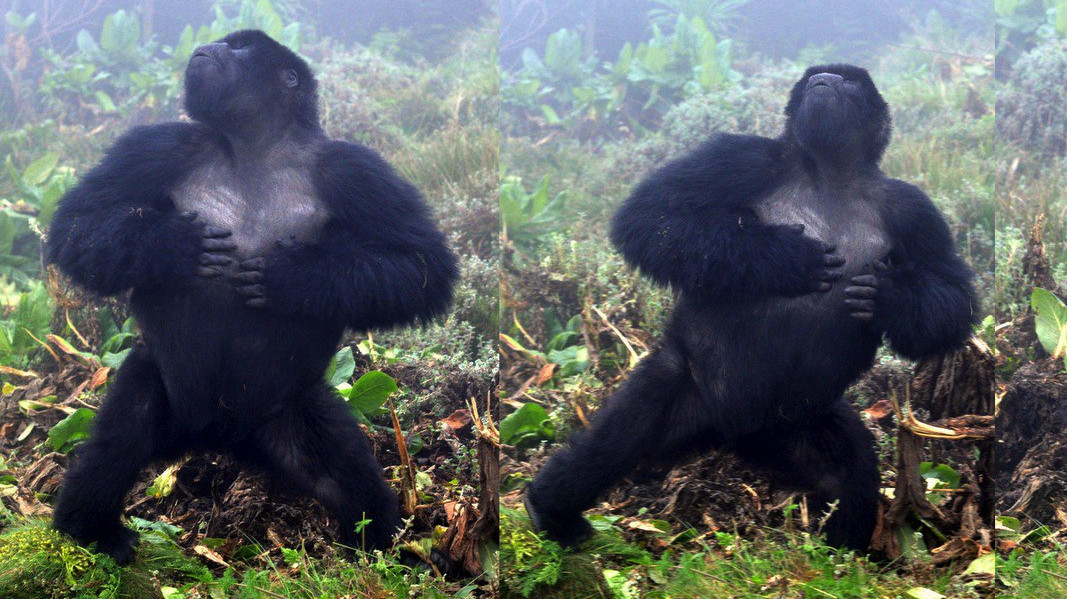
246 141 459 330
878 179 979 359
47 123 210 295
610 133 841 303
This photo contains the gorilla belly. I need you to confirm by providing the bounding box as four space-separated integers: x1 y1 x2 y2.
131 285 342 433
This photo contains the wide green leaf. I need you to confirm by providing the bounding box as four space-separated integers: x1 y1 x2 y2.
22 153 58 186
325 346 356 387
1032 288 1067 362
47 408 95 453
500 402 553 446
347 370 398 414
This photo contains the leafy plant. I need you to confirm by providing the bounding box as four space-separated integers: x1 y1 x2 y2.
500 508 565 597
919 462 961 505
0 154 74 286
500 174 568 252
500 402 555 448
648 0 751 33
95 310 136 369
1032 287 1067 369
616 15 738 102
544 314 590 378
327 348 400 425
0 282 53 371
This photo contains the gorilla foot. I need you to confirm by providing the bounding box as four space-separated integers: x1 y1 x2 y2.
56 522 140 566
95 526 140 565
525 493 594 548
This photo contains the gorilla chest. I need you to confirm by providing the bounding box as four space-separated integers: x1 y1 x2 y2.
173 164 329 258
756 184 890 276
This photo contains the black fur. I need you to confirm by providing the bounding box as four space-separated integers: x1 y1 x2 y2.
526 64 978 551
48 30 458 564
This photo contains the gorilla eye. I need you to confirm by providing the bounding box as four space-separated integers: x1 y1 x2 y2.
283 69 299 88
229 41 250 50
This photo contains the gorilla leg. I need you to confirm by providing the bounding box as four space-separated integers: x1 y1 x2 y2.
53 346 180 564
733 397 879 550
252 384 402 551
526 345 705 546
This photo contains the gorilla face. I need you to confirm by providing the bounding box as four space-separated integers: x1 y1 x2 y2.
784 64 890 165
184 30 318 131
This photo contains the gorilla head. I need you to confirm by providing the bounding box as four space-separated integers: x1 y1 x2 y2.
784 64 891 165
184 30 319 131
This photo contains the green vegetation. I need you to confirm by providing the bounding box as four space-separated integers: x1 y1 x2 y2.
501 508 987 599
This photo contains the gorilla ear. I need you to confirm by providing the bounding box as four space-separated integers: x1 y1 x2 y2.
282 69 299 88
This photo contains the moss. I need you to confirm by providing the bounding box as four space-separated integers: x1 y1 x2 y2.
0 524 158 599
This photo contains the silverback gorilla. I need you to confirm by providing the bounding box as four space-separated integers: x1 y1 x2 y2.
48 30 458 564
525 64 978 550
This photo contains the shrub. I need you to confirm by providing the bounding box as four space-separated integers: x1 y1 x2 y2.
997 41 1067 158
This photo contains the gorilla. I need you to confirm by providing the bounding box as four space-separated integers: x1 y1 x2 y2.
525 64 978 550
47 30 458 564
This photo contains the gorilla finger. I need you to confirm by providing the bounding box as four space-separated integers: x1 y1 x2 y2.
822 243 837 254
245 297 268 308
844 285 877 298
239 257 267 271
202 238 237 251
816 281 833 292
850 274 878 287
196 266 222 277
850 310 875 322
873 260 890 273
236 284 266 297
785 224 805 234
199 253 232 266
824 255 845 267
231 270 263 284
817 270 843 283
202 225 233 239
180 211 199 221
844 298 875 311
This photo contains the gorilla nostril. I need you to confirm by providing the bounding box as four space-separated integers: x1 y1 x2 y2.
808 73 844 88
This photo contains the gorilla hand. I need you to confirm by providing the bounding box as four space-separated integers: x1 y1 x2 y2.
844 260 889 322
232 257 267 308
781 224 844 294
182 212 236 278
230 239 305 308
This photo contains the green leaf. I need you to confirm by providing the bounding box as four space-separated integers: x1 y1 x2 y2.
347 370 398 414
101 348 131 368
37 180 65 226
500 403 551 446
962 552 995 577
47 408 95 453
1032 288 1067 362
905 589 945 599
540 104 561 125
21 153 58 186
326 346 356 387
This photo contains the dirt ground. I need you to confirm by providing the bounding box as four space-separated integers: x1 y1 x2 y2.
997 328 1067 534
